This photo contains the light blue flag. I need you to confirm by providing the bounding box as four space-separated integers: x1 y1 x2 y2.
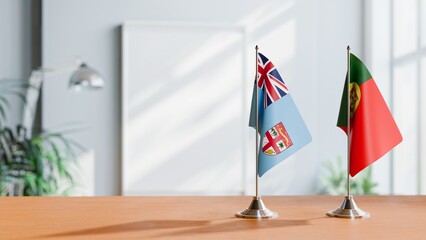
249 52 311 177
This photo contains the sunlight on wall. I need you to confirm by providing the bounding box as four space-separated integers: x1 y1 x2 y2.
393 62 418 194
391 0 424 194
258 19 295 66
393 0 417 59
241 0 294 31
367 0 426 195
172 30 243 79
120 0 363 196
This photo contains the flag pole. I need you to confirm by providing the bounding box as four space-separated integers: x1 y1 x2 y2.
236 45 277 219
255 45 259 198
326 46 369 219
346 45 351 198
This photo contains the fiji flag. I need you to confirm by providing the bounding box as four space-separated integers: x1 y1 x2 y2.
249 52 311 177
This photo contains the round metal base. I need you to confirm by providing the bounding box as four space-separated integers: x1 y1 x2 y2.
327 195 370 219
236 196 278 219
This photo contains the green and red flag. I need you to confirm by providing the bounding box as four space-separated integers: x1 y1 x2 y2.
337 53 402 177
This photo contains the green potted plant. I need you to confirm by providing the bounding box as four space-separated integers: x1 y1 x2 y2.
319 156 378 195
0 79 80 196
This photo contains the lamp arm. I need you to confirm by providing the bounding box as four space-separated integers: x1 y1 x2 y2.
21 64 78 137
22 71 43 137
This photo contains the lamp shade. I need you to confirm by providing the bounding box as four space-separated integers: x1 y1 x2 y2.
69 63 104 90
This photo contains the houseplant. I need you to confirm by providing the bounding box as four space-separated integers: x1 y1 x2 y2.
319 156 378 195
0 79 80 196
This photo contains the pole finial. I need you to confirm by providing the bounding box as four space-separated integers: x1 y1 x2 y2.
347 45 351 51
255 45 259 51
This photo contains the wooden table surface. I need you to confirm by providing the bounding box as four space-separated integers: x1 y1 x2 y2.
1 195 426 240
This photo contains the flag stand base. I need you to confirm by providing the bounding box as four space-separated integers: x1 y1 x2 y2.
327 195 370 219
236 196 278 219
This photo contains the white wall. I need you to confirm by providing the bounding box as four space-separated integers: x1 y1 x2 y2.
42 0 363 195
0 0 32 127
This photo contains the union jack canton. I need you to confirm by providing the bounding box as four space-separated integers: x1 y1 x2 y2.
257 52 289 108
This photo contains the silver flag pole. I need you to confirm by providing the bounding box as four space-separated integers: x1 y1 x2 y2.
326 46 369 219
236 45 277 219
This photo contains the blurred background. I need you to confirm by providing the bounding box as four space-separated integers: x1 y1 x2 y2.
0 0 424 196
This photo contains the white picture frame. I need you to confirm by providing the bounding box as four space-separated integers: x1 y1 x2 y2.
121 21 249 195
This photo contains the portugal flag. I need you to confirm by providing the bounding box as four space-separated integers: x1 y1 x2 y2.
337 53 402 177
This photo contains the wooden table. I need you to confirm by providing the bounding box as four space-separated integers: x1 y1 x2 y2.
1 196 425 239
